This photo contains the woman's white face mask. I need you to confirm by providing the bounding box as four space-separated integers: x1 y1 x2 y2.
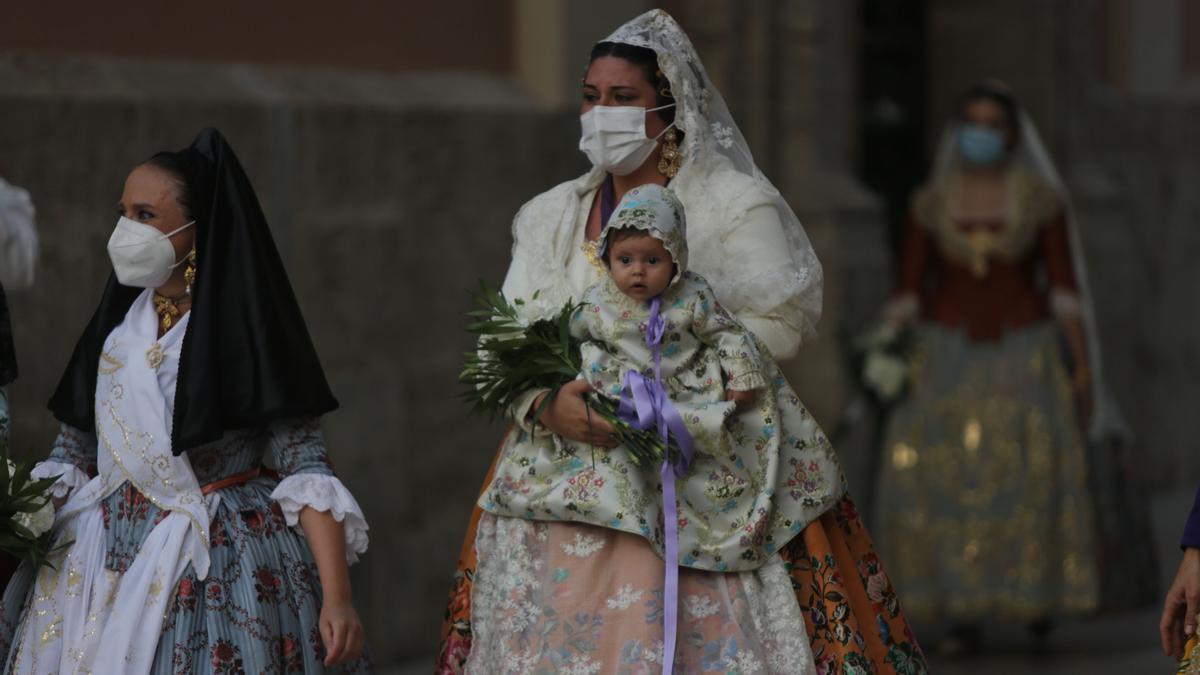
579 103 676 176
106 216 194 288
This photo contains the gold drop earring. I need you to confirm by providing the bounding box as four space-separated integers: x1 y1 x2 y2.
184 243 197 295
658 127 683 179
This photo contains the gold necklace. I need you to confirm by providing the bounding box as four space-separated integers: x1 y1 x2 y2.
153 291 191 332
582 239 611 277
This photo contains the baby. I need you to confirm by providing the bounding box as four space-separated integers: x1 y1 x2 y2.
482 184 844 572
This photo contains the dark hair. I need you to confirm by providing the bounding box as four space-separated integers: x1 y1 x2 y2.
141 152 196 221
589 42 678 132
958 80 1021 143
602 227 654 266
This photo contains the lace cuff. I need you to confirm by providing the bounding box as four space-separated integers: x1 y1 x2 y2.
31 461 89 499
270 474 370 565
1049 287 1083 319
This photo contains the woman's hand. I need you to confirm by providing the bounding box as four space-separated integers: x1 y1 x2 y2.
298 507 365 666
532 379 618 447
320 598 366 666
725 388 758 408
1161 548 1200 660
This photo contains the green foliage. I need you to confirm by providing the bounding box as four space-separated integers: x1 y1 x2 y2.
0 435 67 568
461 282 672 468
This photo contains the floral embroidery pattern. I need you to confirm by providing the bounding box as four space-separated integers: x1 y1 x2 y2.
438 497 928 675
711 122 735 149
684 594 719 620
210 639 245 674
465 516 818 674
606 584 644 611
483 271 842 572
562 532 606 558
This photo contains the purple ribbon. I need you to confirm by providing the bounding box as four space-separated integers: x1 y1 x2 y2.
617 296 694 673
600 173 617 227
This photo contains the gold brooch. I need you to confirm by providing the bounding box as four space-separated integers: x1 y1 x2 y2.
145 343 165 371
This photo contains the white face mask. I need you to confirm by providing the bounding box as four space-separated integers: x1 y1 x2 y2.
106 216 195 288
579 103 676 176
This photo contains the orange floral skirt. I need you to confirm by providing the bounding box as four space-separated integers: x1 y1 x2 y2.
436 452 929 674
1180 635 1200 674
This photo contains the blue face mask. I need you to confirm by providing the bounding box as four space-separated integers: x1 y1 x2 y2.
957 124 1006 166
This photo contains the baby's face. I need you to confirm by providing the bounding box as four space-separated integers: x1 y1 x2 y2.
608 233 675 301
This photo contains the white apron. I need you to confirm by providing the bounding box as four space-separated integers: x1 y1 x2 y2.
10 291 218 674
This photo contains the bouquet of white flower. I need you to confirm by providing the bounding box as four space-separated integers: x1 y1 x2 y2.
851 323 915 407
460 283 676 468
0 436 63 567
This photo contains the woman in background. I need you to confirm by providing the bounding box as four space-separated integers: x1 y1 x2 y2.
873 80 1146 653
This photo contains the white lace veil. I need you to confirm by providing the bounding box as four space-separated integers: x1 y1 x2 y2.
602 10 823 338
931 90 1128 442
0 176 37 290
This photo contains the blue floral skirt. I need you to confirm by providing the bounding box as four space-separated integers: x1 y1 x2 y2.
0 477 371 674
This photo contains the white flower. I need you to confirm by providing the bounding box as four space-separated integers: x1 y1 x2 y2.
710 122 735 149
561 532 605 558
605 583 644 610
734 650 765 673
866 571 891 603
14 499 55 537
562 654 603 675
684 593 719 619
503 649 539 673
501 600 543 633
863 351 908 402
642 640 665 664
854 323 899 351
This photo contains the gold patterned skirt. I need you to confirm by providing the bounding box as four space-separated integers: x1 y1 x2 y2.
873 322 1099 622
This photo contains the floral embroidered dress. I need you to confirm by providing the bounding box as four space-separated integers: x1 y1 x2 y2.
482 186 843 573
441 10 929 675
0 293 370 674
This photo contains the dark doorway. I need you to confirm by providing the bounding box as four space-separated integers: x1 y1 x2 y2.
858 0 929 258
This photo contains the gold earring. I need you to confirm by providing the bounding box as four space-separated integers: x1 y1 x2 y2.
184 243 197 295
658 128 683 178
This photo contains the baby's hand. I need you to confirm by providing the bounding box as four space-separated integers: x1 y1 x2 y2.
725 389 758 408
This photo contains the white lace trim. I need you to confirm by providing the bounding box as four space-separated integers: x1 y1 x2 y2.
31 461 89 499
1049 287 1083 318
467 515 817 674
270 473 369 565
